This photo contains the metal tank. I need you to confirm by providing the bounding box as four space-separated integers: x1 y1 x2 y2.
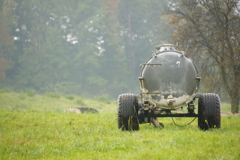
139 44 201 109
117 44 221 131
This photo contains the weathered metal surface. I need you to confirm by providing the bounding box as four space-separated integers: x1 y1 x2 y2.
139 45 200 109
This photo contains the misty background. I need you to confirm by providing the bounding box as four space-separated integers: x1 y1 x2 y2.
0 0 239 111
0 0 170 99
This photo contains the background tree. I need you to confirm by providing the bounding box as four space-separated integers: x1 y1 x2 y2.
167 0 240 113
0 0 16 82
13 0 73 93
100 0 129 96
55 0 110 96
118 0 169 90
0 0 171 99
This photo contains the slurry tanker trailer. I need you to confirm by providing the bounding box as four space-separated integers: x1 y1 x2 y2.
118 44 221 131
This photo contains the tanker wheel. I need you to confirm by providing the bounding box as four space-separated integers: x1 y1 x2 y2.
198 93 221 131
118 93 139 131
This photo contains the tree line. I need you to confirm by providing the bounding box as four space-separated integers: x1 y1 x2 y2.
0 0 169 98
0 0 239 113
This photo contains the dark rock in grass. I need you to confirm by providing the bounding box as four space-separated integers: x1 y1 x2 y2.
77 107 99 114
64 107 99 114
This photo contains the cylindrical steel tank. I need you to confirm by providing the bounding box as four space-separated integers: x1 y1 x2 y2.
139 45 200 109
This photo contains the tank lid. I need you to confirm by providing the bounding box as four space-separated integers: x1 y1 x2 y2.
155 44 177 52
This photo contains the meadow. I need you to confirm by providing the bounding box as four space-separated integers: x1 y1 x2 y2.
0 90 240 160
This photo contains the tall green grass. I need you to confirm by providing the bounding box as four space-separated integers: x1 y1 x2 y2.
0 91 239 159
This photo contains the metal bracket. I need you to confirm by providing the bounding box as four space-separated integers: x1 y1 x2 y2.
139 113 198 118
140 63 162 68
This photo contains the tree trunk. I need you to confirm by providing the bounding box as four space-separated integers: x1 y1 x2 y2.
230 92 239 114
128 14 136 82
219 64 240 114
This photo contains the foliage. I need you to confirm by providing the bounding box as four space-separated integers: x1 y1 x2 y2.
45 93 60 99
18 92 26 100
93 95 110 104
0 89 10 93
0 0 17 82
26 90 35 97
0 91 116 113
65 95 75 100
76 98 86 106
0 0 170 99
0 92 240 159
166 0 240 113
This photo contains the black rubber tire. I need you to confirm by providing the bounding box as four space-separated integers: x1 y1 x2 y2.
118 93 139 131
198 93 221 130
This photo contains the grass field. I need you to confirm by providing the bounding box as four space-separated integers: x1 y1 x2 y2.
0 90 240 160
